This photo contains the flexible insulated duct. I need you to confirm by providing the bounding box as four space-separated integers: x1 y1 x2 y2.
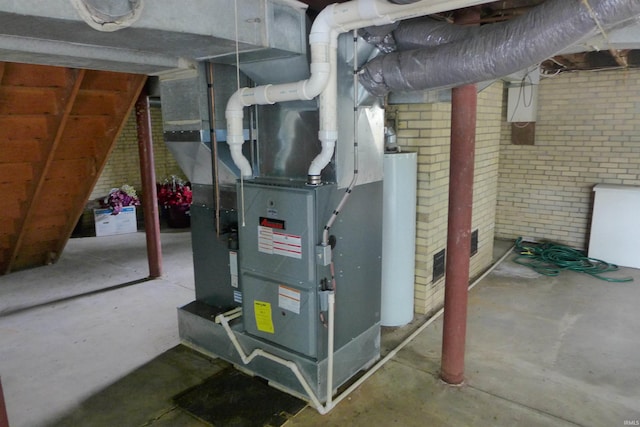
359 0 640 96
362 17 474 52
225 0 496 181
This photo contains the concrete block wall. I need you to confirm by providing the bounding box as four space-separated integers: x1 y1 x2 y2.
495 69 640 249
392 81 503 316
90 106 184 202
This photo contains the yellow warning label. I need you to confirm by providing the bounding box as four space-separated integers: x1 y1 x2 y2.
254 301 274 334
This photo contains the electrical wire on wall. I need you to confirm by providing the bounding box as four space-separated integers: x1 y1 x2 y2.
206 63 222 237
233 0 246 227
581 0 609 43
509 68 536 127
319 30 361 329
321 30 361 249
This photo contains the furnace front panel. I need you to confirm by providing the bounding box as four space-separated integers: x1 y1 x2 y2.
239 182 332 358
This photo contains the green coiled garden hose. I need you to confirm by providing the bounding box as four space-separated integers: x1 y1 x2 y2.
513 237 633 283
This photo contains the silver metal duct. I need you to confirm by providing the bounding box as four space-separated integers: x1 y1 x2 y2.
359 0 640 95
70 0 144 31
0 0 307 74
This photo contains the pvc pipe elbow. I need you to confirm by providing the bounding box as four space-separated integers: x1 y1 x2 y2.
308 139 336 176
225 89 253 178
304 62 331 99
229 144 253 178
226 88 252 113
309 4 334 45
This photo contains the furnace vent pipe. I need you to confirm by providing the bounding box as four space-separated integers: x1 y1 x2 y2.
359 0 640 96
225 41 332 178
225 0 494 181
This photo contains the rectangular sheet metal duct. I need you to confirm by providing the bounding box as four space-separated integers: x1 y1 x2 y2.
0 0 307 74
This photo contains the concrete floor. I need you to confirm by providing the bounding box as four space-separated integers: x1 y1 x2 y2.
1 232 639 426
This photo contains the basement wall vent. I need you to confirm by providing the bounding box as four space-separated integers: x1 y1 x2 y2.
471 229 478 257
433 249 445 282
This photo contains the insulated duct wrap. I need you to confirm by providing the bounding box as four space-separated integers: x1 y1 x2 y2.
360 0 640 95
362 18 473 52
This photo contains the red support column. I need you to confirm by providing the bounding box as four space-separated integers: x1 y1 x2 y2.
0 377 9 427
441 7 480 385
136 88 163 279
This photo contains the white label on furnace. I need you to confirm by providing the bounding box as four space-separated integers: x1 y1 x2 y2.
233 290 243 304
229 251 238 288
278 285 301 314
257 226 302 259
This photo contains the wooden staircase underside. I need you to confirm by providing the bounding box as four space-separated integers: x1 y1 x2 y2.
0 62 146 274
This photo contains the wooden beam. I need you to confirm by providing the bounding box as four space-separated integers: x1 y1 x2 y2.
5 68 86 274
609 49 629 68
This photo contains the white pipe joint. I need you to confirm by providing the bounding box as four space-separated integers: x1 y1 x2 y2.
304 62 331 99
254 84 275 105
225 90 254 178
309 4 335 45
358 0 395 26
224 8 336 178
227 0 466 180
308 131 337 178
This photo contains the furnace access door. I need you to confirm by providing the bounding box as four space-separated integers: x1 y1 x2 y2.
239 181 332 358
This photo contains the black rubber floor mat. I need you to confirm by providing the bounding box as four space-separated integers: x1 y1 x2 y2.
174 368 307 426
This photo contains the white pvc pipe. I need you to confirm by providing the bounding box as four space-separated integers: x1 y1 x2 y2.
215 309 327 413
214 246 514 414
326 292 336 409
309 45 338 178
225 0 494 178
329 244 515 409
215 292 338 415
225 21 332 178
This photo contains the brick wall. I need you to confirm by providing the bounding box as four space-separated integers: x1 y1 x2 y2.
392 81 503 316
90 106 185 202
495 69 640 249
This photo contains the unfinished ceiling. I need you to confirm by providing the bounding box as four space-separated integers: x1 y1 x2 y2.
299 0 640 74
0 0 638 77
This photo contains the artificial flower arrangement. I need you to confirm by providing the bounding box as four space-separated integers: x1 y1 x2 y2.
100 184 140 215
157 176 192 207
